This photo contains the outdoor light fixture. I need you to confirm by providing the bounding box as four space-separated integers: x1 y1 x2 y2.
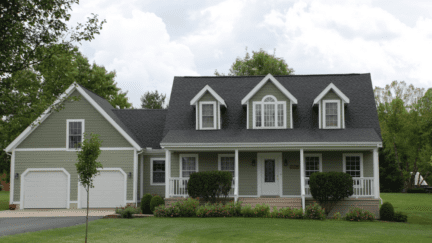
128 172 132 178
15 173 19 179
252 159 256 166
284 159 288 167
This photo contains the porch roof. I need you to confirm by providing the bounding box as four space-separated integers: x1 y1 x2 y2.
160 128 381 146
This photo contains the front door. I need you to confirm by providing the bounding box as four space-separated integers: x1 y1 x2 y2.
258 153 282 196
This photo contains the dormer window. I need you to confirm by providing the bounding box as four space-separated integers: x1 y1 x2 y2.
200 101 216 129
313 83 349 129
323 100 340 128
253 95 286 129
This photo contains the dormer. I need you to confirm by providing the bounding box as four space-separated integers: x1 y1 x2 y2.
242 74 297 129
313 83 350 129
190 85 226 130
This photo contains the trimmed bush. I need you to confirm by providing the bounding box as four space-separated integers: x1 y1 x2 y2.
380 202 395 221
344 207 375 221
150 195 165 212
141 194 153 214
393 211 408 222
154 205 181 217
304 203 326 220
115 205 141 218
241 204 255 217
309 172 353 214
253 204 271 217
188 171 232 203
269 207 304 219
407 188 426 193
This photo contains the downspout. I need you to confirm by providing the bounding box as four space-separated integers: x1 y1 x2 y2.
136 149 144 208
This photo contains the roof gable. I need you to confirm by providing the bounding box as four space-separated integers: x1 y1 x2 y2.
241 74 297 105
190 85 226 107
313 83 350 106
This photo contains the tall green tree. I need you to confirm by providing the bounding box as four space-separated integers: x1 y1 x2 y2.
140 90 167 109
75 132 103 243
0 0 106 74
214 48 294 76
0 46 131 183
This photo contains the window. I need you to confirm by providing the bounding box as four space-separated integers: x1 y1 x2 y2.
66 119 84 149
304 154 322 177
199 101 216 129
343 154 363 186
323 100 341 128
150 158 165 185
218 154 235 178
253 95 286 129
180 154 198 178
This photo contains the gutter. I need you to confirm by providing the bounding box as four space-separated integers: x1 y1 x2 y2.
136 149 144 207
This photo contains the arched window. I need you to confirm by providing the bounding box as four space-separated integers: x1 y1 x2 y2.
253 95 286 128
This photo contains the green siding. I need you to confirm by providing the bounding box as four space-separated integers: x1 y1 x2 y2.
363 151 373 177
321 90 344 128
143 154 166 197
171 153 180 177
248 81 291 129
239 152 257 195
282 152 300 195
14 150 135 202
18 90 131 148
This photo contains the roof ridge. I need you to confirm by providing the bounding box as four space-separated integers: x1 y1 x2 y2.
176 73 368 78
76 83 110 101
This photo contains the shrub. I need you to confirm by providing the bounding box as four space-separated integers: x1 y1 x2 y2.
344 207 375 221
154 205 181 217
0 185 3 191
309 172 353 214
253 204 270 217
141 194 153 214
393 211 408 222
304 203 326 220
380 202 395 221
269 207 304 219
188 171 232 203
115 205 141 218
150 195 165 212
174 198 200 217
241 204 255 217
332 212 342 220
407 188 426 193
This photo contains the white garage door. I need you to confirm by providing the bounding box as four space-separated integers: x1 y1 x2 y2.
80 170 125 208
23 171 68 209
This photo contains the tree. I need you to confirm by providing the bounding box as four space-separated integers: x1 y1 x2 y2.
75 132 103 243
214 48 294 76
0 46 131 183
140 90 167 109
0 0 106 74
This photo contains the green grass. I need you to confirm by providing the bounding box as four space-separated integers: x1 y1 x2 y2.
0 191 9 211
381 192 432 225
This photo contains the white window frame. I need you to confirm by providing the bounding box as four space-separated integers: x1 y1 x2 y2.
343 153 363 187
323 100 341 129
304 153 322 190
150 158 166 186
179 154 199 178
252 95 287 129
66 119 85 151
218 154 236 190
199 101 217 130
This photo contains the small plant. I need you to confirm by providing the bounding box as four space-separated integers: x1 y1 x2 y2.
150 195 165 212
380 202 395 221
241 204 255 217
344 207 375 221
332 212 342 220
115 205 141 218
154 205 181 217
305 203 326 220
141 194 153 214
174 198 200 217
393 211 408 222
269 207 304 219
253 204 271 217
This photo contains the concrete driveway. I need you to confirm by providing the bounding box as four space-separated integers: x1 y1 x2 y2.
0 209 116 218
0 216 103 237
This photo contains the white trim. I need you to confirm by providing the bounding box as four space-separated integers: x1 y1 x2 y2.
318 102 321 129
196 105 198 130
5 84 77 152
199 101 217 130
190 85 227 107
165 150 171 198
252 95 287 129
290 102 293 129
161 142 382 148
343 153 364 188
150 157 166 186
217 101 221 129
21 168 71 209
14 147 136 152
66 119 85 150
179 154 199 178
241 74 298 104
140 154 144 198
9 150 15 204
313 83 350 105
77 168 127 209
235 150 239 201
342 101 345 129
246 101 249 129
323 100 341 129
300 149 305 213
144 148 166 154
373 148 380 199
133 149 138 205
69 201 78 204
257 152 282 197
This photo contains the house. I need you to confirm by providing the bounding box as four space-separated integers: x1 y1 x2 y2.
4 73 382 217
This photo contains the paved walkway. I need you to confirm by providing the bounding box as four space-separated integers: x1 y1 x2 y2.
0 209 116 218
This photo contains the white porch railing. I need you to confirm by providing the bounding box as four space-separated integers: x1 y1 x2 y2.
169 177 236 197
305 177 375 198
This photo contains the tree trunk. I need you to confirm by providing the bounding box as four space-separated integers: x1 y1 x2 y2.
85 185 89 243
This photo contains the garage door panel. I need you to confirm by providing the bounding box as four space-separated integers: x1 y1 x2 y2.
23 171 68 209
80 171 125 208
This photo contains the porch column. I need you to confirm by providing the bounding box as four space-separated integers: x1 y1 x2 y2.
373 148 380 199
300 148 305 212
165 149 171 199
235 149 239 202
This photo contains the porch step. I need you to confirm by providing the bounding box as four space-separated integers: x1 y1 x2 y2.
239 197 302 211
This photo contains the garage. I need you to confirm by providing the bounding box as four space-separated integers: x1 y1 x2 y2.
22 169 69 209
79 169 126 208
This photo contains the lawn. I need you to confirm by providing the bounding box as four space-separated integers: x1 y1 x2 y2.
0 191 9 211
2 193 432 242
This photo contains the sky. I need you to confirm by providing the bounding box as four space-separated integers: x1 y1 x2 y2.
69 0 432 108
